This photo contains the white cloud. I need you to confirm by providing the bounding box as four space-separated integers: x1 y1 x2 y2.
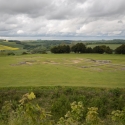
0 0 125 38
17 30 24 34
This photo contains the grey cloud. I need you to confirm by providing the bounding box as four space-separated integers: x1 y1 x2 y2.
88 0 125 17
0 0 88 19
118 20 123 23
0 0 125 38
0 0 52 18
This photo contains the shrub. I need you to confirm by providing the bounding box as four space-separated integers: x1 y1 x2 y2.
7 52 15 55
22 52 28 55
0 92 52 125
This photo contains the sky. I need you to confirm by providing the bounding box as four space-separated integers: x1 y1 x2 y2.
0 0 125 40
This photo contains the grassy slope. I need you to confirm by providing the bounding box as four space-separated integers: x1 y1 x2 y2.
0 54 125 88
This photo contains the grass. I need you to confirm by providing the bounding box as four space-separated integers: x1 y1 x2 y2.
87 44 122 50
0 54 125 88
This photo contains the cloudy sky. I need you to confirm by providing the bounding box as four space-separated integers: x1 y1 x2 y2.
0 0 125 40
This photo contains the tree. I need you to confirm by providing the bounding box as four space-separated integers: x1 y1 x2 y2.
104 46 113 54
93 46 104 54
100 45 112 54
115 44 125 54
71 43 86 53
51 45 70 54
86 47 93 53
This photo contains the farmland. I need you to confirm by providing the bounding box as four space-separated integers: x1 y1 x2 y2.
0 41 23 49
0 40 125 124
0 54 125 88
0 45 19 50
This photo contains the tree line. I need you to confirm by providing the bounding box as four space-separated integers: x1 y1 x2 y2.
51 43 125 54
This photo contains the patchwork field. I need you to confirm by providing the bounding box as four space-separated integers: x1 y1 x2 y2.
0 45 19 50
0 54 125 87
0 41 27 55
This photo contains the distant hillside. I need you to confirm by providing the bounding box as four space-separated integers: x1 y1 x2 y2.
0 41 23 49
0 41 26 55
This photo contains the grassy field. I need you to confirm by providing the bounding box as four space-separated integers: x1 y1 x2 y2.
0 54 125 88
87 43 122 50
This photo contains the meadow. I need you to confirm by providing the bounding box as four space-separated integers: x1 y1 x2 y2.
0 54 125 88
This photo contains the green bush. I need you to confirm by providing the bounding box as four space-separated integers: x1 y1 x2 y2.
1 87 125 125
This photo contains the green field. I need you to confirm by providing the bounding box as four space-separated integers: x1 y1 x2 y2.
0 54 125 88
87 43 122 50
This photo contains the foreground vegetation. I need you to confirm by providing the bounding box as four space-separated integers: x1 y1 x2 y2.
0 87 125 125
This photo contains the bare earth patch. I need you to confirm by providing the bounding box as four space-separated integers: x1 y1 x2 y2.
10 60 36 66
10 57 125 71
